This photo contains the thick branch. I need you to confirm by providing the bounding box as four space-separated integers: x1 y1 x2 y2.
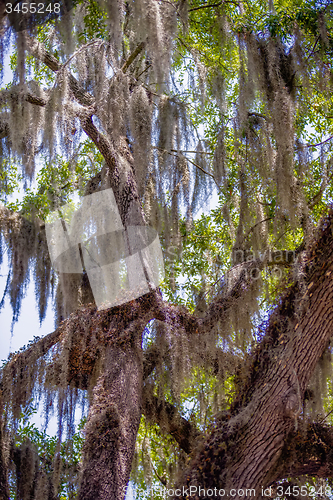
188 2 222 12
121 41 145 73
175 208 333 498
143 388 201 454
0 86 47 107
307 135 333 148
24 36 60 72
24 36 94 106
155 147 217 184
80 114 145 225
0 120 9 139
143 343 161 380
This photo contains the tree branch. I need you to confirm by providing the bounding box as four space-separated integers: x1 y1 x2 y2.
272 421 333 481
308 169 333 209
24 36 94 107
155 146 218 185
25 92 47 106
143 388 201 454
23 36 145 227
143 343 161 380
79 340 143 499
0 243 298 384
188 0 239 11
307 135 333 148
175 208 333 498
0 86 47 107
188 2 222 12
121 41 145 73
80 114 146 225
244 217 272 241
0 120 9 139
1 321 66 375
0 416 9 500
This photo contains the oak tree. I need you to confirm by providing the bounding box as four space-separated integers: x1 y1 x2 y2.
1 0 333 499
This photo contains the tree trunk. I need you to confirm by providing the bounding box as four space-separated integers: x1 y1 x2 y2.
78 335 143 500
0 417 9 500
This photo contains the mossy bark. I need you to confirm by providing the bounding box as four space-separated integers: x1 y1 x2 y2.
0 417 9 500
78 337 143 500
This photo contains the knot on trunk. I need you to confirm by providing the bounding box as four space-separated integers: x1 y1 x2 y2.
282 368 301 420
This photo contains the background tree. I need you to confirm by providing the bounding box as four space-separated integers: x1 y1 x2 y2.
1 0 333 499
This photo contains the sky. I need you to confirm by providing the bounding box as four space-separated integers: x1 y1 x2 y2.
0 43 55 363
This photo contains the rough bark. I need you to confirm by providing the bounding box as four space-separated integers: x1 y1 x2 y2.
71 294 159 499
78 339 143 500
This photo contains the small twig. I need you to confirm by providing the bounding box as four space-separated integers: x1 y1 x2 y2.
306 35 320 61
188 1 222 12
171 149 214 155
136 63 152 79
306 135 333 148
318 407 333 424
154 146 218 185
244 217 272 241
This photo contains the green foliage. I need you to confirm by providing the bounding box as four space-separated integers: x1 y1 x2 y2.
0 159 21 203
77 0 108 43
1 0 333 497
4 140 102 220
131 416 183 500
9 402 86 500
